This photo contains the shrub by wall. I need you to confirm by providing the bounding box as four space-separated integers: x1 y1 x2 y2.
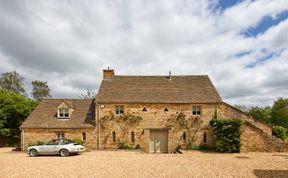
72 138 84 145
272 126 287 140
210 119 241 153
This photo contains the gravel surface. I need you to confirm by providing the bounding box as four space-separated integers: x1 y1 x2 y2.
0 148 288 178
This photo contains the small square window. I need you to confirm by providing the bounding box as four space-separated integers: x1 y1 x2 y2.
192 106 201 116
57 133 65 139
115 105 124 115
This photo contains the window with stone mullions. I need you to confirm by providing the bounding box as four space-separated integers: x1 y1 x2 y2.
192 106 201 116
115 105 124 115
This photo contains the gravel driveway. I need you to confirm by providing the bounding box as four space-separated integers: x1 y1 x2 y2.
0 148 288 178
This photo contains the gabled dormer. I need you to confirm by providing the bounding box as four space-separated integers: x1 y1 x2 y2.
57 100 75 119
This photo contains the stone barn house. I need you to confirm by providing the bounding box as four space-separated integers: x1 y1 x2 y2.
21 69 283 153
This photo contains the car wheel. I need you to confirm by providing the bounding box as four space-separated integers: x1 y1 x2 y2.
29 149 38 157
60 149 69 157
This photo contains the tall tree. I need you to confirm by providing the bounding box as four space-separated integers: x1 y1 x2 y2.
0 90 38 146
79 88 96 99
0 71 25 94
247 106 271 124
31 80 51 101
270 97 288 128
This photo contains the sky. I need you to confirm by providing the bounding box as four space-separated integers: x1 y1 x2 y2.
0 0 288 106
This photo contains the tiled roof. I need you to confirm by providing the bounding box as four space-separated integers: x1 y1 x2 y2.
96 75 222 103
20 99 95 129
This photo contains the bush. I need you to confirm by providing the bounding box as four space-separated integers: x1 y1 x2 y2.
36 140 44 145
72 138 84 145
272 126 287 140
185 142 211 150
28 140 44 147
186 143 200 150
210 119 241 153
134 144 141 150
118 142 132 149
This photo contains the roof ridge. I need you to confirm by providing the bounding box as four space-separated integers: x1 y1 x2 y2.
43 98 94 100
114 75 208 77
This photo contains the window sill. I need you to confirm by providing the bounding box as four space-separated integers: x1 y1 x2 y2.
57 117 70 120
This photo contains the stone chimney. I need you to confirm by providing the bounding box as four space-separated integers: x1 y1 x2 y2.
103 67 114 80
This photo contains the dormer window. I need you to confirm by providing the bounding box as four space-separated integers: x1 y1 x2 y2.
56 100 75 119
58 108 69 119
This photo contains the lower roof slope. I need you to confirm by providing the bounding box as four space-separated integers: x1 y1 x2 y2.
20 99 95 129
96 75 222 103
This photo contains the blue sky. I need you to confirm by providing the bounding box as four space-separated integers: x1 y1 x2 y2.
243 10 288 37
216 0 243 11
0 0 287 106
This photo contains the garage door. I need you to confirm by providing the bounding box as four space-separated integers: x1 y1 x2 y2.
149 130 168 153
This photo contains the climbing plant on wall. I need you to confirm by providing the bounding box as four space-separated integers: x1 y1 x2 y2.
166 112 203 148
100 112 142 129
99 112 142 144
210 119 242 153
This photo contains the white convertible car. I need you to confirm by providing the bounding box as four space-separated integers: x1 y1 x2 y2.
27 139 86 157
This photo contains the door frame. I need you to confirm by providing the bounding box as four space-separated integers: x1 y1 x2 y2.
149 129 169 153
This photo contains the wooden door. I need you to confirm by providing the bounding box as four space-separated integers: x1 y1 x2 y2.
149 130 168 153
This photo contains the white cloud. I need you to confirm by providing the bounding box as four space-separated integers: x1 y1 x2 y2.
0 0 287 106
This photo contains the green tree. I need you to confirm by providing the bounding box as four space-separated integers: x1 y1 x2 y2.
0 90 38 146
270 98 288 128
0 71 25 95
272 126 287 140
247 106 271 124
79 88 96 99
31 80 51 101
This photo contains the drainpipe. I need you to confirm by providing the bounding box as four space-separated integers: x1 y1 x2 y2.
20 128 24 151
96 103 101 149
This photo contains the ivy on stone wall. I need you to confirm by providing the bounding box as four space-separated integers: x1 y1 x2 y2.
99 112 142 144
100 112 142 130
210 119 242 153
166 112 203 148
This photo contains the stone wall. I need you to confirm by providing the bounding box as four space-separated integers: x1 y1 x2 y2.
21 102 282 153
241 122 288 152
217 103 284 152
21 128 97 150
218 102 272 135
97 103 218 152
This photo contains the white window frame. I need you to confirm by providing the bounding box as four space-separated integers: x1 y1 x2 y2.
115 105 124 115
192 106 201 116
58 108 69 119
57 133 65 139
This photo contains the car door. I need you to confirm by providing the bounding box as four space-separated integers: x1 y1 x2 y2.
43 140 59 154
